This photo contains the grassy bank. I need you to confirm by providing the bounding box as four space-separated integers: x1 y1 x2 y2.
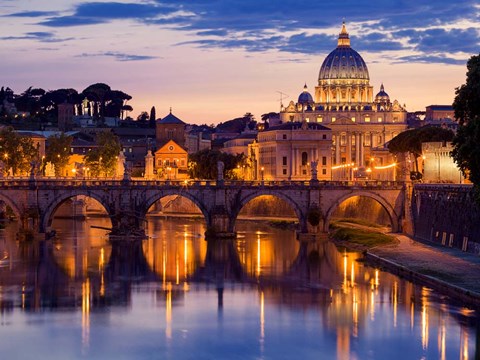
329 226 397 249
332 218 384 228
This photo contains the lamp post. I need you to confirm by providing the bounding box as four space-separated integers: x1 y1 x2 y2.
261 166 264 182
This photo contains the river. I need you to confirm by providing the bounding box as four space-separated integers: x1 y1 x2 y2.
0 216 476 359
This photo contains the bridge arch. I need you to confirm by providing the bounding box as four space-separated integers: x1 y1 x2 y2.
0 193 22 220
230 190 306 233
42 191 113 233
142 190 210 227
324 191 400 232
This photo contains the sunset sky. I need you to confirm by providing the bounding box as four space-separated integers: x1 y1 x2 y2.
1 1 478 124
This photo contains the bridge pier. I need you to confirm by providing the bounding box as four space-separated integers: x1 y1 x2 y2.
205 207 236 239
18 207 43 241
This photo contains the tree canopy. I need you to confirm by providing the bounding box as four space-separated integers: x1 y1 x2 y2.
45 133 72 176
388 126 454 176
188 149 246 180
84 131 121 177
0 127 38 176
452 54 480 194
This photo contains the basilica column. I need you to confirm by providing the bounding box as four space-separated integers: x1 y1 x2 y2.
359 133 365 167
346 133 352 164
294 149 299 176
355 132 360 165
335 134 340 165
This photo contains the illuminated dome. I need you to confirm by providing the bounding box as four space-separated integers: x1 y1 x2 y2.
314 22 373 106
375 83 390 102
298 84 314 105
318 22 369 82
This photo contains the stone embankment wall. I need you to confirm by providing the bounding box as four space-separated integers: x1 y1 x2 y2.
412 184 480 254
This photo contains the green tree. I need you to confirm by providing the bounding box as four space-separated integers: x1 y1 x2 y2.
188 149 246 180
452 54 480 197
0 127 38 176
388 126 454 173
45 133 72 176
84 131 121 177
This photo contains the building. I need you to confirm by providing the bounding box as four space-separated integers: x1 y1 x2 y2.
252 122 332 181
422 142 464 183
57 103 75 131
278 22 407 180
154 110 188 179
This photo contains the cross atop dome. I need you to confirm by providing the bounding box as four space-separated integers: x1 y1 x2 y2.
337 21 350 47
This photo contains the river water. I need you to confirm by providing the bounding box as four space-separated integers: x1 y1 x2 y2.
0 216 476 359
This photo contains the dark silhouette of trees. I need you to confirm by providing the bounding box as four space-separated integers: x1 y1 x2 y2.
452 54 480 197
82 83 132 120
137 111 149 122
149 106 156 128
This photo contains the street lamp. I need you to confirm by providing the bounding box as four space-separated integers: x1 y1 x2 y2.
261 166 264 182
71 168 76 178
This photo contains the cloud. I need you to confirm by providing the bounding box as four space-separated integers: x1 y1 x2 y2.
18 0 480 65
77 51 159 61
0 31 73 43
394 28 480 53
5 11 59 17
39 2 179 27
39 16 107 27
396 55 467 66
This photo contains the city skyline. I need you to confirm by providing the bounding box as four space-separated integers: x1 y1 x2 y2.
1 0 478 124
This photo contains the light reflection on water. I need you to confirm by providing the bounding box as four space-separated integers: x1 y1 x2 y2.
0 216 476 360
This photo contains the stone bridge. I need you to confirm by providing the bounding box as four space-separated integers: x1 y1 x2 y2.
0 178 406 240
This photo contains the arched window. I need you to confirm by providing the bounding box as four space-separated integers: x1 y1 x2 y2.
302 152 308 166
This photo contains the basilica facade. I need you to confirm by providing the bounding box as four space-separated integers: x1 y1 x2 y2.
270 23 407 180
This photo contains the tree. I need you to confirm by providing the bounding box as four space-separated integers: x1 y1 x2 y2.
188 149 245 180
84 131 121 177
137 111 149 122
0 127 38 176
149 106 156 128
388 126 454 173
452 54 480 197
45 133 72 176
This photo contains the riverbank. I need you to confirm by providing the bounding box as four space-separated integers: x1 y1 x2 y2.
332 226 480 309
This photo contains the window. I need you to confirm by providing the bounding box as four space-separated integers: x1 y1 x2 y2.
317 116 323 123
378 117 383 122
364 134 371 146
282 156 287 166
283 169 287 175
351 117 356 122
340 134 346 146
322 156 327 166
365 116 370 122
322 134 327 139
322 169 327 175
305 117 310 122
282 134 287 139
301 152 308 166
289 115 294 121
331 117 336 122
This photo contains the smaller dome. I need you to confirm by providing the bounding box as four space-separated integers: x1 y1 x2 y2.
298 84 314 105
375 83 390 102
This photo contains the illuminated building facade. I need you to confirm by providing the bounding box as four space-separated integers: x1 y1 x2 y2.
278 23 407 180
154 111 188 179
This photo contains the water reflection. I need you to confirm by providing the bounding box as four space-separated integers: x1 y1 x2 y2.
0 216 476 359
